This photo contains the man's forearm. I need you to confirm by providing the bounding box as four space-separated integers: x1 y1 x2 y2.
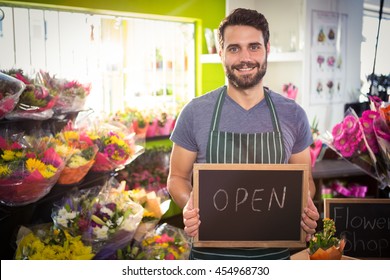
167 176 192 209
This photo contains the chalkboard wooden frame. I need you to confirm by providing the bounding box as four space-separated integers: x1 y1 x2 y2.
324 198 390 259
193 163 309 248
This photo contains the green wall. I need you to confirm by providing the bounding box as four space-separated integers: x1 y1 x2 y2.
3 0 226 96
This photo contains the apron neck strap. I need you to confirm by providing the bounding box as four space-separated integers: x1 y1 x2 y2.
210 87 281 133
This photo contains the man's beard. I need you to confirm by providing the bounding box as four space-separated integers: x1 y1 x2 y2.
226 59 267 89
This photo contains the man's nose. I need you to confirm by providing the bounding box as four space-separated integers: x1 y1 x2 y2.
239 48 252 62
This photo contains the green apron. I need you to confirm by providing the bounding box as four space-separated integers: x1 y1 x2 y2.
191 87 290 260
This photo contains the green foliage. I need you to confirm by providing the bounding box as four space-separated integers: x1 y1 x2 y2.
309 218 341 255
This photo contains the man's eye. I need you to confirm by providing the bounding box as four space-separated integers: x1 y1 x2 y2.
228 47 238 52
250 45 261 50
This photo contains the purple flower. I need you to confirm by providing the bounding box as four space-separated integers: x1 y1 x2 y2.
104 144 118 157
105 202 117 212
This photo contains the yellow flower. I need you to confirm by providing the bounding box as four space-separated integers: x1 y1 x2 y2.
63 131 79 142
68 154 89 168
0 165 11 176
15 151 24 158
15 229 94 260
1 150 17 161
42 164 57 178
54 144 73 158
86 131 99 140
143 210 158 219
26 158 57 178
26 158 46 173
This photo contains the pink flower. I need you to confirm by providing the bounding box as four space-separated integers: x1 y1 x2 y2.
342 115 359 134
43 147 63 168
333 136 348 151
14 73 30 84
331 123 344 141
340 143 355 157
0 137 7 149
155 233 174 244
164 253 175 260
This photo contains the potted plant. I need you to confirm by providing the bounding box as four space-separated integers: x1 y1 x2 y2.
133 110 149 136
308 218 345 260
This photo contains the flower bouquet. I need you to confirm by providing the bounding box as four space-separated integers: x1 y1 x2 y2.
87 121 142 172
39 70 91 114
52 178 144 258
54 129 98 185
136 223 191 260
15 224 94 260
0 132 65 206
51 186 103 238
321 99 390 189
128 188 168 242
308 218 345 260
0 72 25 119
3 69 57 120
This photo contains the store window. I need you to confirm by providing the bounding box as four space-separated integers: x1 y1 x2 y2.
360 4 390 98
0 5 196 114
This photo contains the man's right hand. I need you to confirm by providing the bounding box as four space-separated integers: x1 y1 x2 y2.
182 191 201 237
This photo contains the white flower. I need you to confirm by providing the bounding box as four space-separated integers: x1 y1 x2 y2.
56 208 77 227
116 216 124 226
93 225 109 239
100 206 113 217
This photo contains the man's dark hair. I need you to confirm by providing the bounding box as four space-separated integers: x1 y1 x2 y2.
218 8 270 49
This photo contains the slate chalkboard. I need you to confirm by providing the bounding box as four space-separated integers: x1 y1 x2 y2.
193 163 309 248
324 198 390 259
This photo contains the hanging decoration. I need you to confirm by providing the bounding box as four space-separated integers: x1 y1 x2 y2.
310 10 347 105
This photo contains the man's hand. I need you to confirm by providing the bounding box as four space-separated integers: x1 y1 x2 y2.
183 192 201 237
301 195 320 242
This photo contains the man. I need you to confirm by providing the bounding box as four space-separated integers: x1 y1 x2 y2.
167 8 319 259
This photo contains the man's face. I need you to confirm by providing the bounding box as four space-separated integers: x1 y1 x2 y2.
220 25 269 89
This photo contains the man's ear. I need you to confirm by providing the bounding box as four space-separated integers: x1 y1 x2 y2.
266 42 271 54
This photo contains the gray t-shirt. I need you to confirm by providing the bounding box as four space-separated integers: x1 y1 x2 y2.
170 86 313 163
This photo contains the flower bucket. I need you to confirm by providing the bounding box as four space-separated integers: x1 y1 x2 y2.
0 72 26 119
0 163 64 206
57 160 95 185
146 119 158 138
309 239 345 260
157 118 173 136
133 120 149 137
90 152 119 172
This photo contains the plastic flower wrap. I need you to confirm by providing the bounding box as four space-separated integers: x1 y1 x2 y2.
321 101 390 189
39 70 91 114
3 69 57 120
51 186 103 238
0 131 65 206
54 128 98 185
128 188 169 242
15 224 94 260
52 178 144 258
86 120 143 172
136 223 191 260
0 72 25 119
308 218 345 260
